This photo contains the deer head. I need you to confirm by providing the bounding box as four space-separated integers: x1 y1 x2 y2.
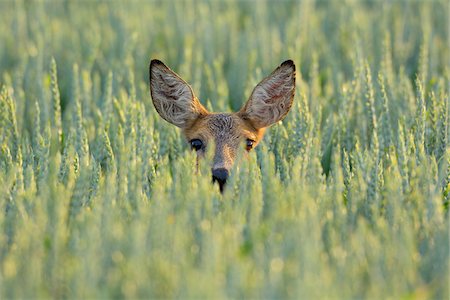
149 59 295 192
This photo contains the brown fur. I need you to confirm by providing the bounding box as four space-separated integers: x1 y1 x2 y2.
184 113 265 170
149 59 295 188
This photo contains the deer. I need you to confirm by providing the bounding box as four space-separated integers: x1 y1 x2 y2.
149 59 295 192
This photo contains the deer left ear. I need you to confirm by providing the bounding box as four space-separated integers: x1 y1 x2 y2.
239 60 295 129
149 59 208 128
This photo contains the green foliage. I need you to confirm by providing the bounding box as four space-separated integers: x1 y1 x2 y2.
0 0 448 298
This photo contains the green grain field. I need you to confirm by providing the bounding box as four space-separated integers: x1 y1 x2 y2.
0 0 449 299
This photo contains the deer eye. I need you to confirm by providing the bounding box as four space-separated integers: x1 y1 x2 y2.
246 139 255 151
190 139 204 151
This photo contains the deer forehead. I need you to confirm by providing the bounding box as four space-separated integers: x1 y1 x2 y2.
184 113 259 143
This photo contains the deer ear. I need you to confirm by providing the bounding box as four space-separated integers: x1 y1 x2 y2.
239 60 295 129
149 60 208 128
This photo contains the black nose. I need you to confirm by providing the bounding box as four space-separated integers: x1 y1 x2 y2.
212 168 229 192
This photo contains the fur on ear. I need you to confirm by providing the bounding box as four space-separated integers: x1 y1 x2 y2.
239 60 295 129
149 60 208 128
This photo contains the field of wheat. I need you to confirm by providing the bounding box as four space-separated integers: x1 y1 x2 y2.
0 0 448 298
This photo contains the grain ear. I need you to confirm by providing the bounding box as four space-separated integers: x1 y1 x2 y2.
239 60 295 129
149 60 208 128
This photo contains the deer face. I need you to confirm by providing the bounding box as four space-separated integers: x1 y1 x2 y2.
149 59 295 192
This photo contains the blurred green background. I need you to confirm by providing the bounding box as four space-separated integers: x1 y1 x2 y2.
0 0 448 299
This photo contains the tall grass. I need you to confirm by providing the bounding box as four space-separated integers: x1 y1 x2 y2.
0 0 448 298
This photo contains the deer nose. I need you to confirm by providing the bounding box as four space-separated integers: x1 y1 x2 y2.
212 168 229 192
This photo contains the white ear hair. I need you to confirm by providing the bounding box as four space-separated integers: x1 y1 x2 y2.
239 60 296 129
149 60 207 128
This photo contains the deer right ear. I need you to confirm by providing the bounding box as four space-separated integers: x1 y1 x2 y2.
239 60 295 129
149 60 208 128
